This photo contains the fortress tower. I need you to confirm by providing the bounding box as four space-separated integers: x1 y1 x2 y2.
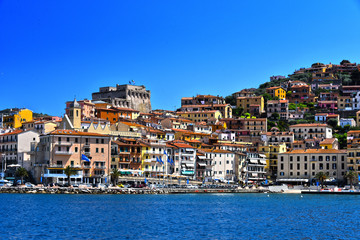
92 84 152 113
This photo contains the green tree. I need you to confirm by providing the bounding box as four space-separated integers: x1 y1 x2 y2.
351 69 360 85
15 167 28 185
233 107 244 117
111 168 121 186
344 170 358 189
315 172 328 188
271 112 280 121
225 95 236 106
334 133 347 149
340 60 350 65
327 119 338 129
64 166 77 186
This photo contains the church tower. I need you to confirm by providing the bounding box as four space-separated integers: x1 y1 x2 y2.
68 99 81 129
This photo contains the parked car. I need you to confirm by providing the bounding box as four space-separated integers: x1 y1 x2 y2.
25 182 35 188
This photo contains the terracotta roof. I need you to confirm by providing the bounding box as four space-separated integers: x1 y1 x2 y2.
290 123 328 127
237 96 262 100
267 100 288 104
320 138 336 145
119 122 145 128
266 86 284 90
176 110 219 114
48 129 109 137
280 149 346 154
181 104 229 108
167 141 195 149
0 130 23 136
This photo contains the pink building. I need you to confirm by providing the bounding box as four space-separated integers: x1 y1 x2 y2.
66 99 95 119
317 101 337 110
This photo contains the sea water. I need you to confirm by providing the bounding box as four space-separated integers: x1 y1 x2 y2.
0 193 359 239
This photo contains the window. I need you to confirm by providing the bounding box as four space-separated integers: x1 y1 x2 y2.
75 147 78 152
297 156 300 162
304 156 307 162
280 163 284 170
96 139 99 144
332 156 336 161
75 138 78 143
101 139 104 144
101 148 104 153
319 156 323 161
96 148 99 153
290 163 293 170
290 156 293 161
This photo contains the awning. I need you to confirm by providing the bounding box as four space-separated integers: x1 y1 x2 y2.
198 163 207 167
249 159 258 164
259 154 266 158
259 160 267 165
277 179 309 182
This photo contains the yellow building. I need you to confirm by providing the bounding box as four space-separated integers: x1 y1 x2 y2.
176 110 222 122
258 143 287 179
3 109 33 129
236 96 264 114
266 86 286 100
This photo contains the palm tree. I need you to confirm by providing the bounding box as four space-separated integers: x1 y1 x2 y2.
111 168 121 186
345 170 358 189
15 167 28 185
64 166 77 186
315 172 328 188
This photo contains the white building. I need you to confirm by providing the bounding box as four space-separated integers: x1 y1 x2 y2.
340 118 356 128
0 130 40 180
289 123 332 140
203 149 236 182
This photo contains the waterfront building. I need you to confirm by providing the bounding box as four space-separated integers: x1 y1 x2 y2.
346 130 360 175
167 140 197 179
111 138 142 175
32 129 111 185
92 84 152 113
289 123 332 140
0 130 40 179
244 152 266 184
314 113 339 125
277 149 347 184
3 109 33 129
202 149 236 182
258 143 287 180
140 139 167 178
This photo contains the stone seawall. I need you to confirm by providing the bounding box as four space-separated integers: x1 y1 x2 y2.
0 187 266 195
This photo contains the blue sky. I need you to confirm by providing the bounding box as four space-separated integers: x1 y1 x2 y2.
1 0 360 116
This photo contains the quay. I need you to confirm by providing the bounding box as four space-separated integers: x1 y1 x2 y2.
0 186 266 195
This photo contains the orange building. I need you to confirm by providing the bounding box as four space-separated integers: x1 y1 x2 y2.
96 107 140 123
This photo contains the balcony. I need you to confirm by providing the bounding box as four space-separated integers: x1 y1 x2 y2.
48 164 64 168
94 165 107 169
55 151 74 155
82 165 92 169
55 142 73 146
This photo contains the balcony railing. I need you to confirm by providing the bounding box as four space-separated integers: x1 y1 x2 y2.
49 164 64 168
55 151 74 155
55 142 73 146
94 166 107 169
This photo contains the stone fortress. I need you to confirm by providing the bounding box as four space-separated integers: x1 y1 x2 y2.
92 84 152 113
